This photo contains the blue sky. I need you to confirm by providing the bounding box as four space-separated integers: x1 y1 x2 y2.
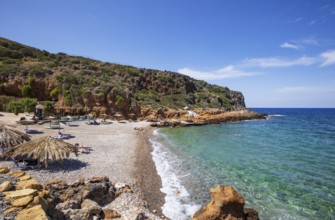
1 0 335 107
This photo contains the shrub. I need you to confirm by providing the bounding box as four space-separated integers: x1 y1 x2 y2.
21 85 32 97
43 101 54 115
64 96 72 106
21 98 37 112
115 95 123 106
50 87 59 98
6 100 23 115
96 92 104 98
27 77 35 86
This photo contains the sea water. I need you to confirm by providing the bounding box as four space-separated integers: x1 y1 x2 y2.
150 108 335 220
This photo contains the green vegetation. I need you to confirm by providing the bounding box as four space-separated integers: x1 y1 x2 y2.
21 85 32 97
115 95 123 106
43 101 54 116
0 37 245 111
5 98 37 115
50 87 59 98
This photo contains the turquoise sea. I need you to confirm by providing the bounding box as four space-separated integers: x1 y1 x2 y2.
150 108 335 220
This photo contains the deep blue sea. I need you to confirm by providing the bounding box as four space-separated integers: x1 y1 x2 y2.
150 108 335 220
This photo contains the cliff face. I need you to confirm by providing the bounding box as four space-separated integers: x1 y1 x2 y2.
0 37 245 117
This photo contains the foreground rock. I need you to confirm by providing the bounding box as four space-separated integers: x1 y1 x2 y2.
0 167 162 220
193 185 259 220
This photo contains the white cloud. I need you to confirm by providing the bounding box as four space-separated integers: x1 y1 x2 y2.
280 42 299 50
242 56 317 68
320 50 335 66
276 86 335 94
177 65 259 80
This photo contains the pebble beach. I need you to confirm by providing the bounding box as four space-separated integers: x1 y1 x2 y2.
0 112 165 219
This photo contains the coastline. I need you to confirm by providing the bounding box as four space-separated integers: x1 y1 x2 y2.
134 126 165 216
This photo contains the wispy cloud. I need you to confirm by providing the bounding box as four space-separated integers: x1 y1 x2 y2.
280 42 300 50
276 86 335 94
177 66 260 80
320 50 335 66
280 37 319 51
178 49 335 82
88 13 99 22
276 86 323 94
294 17 303 23
242 56 317 68
300 37 319 46
308 19 317 25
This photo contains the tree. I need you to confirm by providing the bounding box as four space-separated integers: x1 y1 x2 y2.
43 101 54 116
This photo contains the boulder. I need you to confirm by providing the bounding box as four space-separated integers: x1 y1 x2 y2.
19 175 32 181
87 176 110 183
81 199 102 215
11 195 34 207
9 171 26 178
55 200 80 211
16 178 42 190
28 195 49 211
82 182 110 205
63 208 91 220
114 182 133 196
0 181 13 192
4 189 38 200
0 166 10 174
193 185 259 220
101 208 121 219
3 207 21 215
16 204 49 220
244 208 259 220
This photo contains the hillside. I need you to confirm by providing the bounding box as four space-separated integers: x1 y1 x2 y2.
0 37 246 118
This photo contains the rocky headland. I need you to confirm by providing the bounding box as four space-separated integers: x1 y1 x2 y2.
1 37 252 121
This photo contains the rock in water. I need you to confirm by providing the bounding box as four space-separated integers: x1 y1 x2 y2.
193 185 259 220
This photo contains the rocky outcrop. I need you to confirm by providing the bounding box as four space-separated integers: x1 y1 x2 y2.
193 185 259 220
0 167 161 220
151 109 267 127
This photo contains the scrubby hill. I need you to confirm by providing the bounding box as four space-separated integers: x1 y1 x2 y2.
0 37 245 117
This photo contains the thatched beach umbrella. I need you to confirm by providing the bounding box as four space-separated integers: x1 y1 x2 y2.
8 136 77 169
0 125 31 152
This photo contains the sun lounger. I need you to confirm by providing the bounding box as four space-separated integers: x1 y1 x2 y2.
85 120 100 125
13 158 42 170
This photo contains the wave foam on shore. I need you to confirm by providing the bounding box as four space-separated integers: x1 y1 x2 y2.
150 130 200 220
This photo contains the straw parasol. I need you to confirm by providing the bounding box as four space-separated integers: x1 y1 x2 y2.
7 136 77 169
0 125 31 152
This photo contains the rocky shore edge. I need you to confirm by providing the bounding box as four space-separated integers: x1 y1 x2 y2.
150 109 267 127
1 166 259 220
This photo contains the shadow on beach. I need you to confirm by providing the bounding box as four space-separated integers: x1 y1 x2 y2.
43 158 89 173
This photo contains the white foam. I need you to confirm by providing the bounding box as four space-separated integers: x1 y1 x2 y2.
271 114 285 117
150 130 201 220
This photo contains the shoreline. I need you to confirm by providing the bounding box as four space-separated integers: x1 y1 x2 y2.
133 126 165 216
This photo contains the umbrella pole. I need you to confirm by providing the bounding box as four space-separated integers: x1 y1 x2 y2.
45 152 49 169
